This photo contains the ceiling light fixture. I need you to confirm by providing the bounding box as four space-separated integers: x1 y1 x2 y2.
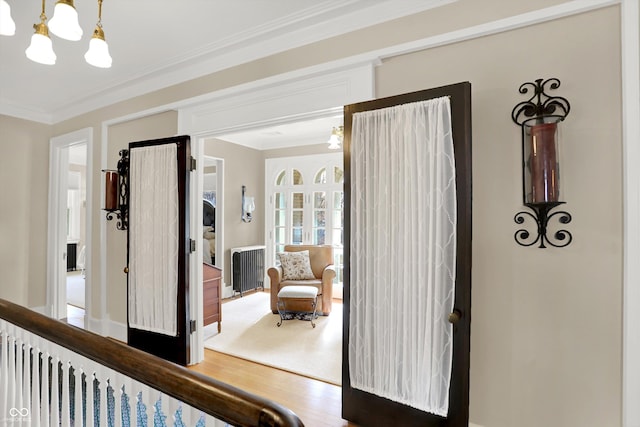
0 0 16 36
49 0 83 41
328 126 344 150
25 0 57 65
84 0 112 68
4 0 112 68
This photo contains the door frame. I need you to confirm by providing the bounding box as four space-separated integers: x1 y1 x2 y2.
47 127 94 326
178 62 375 364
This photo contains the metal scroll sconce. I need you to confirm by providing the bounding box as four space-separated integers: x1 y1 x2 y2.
512 78 572 248
102 149 129 230
241 185 255 223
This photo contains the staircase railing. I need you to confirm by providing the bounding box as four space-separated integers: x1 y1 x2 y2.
0 298 304 427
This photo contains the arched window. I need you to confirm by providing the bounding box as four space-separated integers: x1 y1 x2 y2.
334 166 343 184
315 167 327 184
293 169 303 185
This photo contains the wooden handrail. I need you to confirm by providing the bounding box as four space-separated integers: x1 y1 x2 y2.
0 298 304 427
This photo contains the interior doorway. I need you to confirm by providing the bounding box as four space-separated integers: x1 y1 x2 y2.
47 128 93 330
196 119 345 384
65 145 87 327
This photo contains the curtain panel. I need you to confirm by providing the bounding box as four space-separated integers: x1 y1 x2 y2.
349 96 456 416
128 144 179 336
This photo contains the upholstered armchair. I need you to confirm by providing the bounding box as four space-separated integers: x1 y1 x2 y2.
269 244 335 315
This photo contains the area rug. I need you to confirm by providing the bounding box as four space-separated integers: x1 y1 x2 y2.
204 291 342 386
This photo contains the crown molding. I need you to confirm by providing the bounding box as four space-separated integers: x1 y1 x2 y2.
0 101 54 125
44 0 451 124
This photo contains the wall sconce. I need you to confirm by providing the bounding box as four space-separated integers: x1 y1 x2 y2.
102 149 129 230
327 126 344 150
512 78 572 248
241 185 255 223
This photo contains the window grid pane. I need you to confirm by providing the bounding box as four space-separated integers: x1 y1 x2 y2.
315 168 327 184
292 192 304 209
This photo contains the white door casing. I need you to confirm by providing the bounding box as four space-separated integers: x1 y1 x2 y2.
47 127 93 327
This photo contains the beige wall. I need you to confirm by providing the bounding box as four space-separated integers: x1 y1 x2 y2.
204 139 264 289
0 115 50 307
375 6 622 427
105 111 178 324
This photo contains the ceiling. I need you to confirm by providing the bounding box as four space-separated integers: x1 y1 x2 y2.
0 0 447 147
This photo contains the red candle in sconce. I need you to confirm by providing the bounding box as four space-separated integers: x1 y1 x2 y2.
104 170 119 210
528 122 559 203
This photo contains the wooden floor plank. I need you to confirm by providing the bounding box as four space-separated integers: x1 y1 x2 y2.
189 349 356 427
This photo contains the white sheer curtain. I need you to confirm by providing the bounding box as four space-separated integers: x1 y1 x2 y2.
349 96 457 416
128 143 179 336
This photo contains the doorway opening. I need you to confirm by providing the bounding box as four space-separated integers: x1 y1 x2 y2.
65 144 87 327
47 128 93 330
197 113 345 385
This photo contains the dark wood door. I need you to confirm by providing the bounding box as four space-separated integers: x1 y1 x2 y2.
342 82 472 426
126 135 191 366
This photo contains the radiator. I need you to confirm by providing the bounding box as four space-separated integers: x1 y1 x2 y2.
231 245 266 296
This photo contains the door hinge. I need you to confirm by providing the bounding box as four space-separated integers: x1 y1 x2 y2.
190 156 196 171
189 320 196 333
190 239 196 253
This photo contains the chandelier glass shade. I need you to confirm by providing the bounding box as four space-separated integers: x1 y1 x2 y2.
0 0 16 36
48 0 83 41
85 26 112 68
85 0 112 68
25 23 57 65
327 126 344 150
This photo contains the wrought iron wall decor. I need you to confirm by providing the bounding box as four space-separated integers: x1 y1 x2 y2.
102 149 129 230
512 78 572 248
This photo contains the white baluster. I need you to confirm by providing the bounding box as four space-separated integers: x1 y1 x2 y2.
112 373 124 427
180 402 190 426
209 413 229 427
51 355 61 426
8 333 17 417
40 351 50 427
30 343 41 427
15 335 24 415
86 372 95 427
166 396 179 427
22 341 32 424
0 328 8 422
60 358 71 427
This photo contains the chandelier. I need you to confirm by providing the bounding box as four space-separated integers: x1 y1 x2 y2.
0 0 112 68
327 126 344 150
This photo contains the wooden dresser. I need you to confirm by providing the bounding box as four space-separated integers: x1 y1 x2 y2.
203 262 222 333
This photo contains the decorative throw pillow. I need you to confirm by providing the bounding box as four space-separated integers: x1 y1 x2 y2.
278 250 316 281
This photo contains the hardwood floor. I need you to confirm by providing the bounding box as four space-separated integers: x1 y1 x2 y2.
63 304 85 328
189 349 356 427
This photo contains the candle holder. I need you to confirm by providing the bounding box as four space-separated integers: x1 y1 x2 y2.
102 149 129 230
511 78 572 248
